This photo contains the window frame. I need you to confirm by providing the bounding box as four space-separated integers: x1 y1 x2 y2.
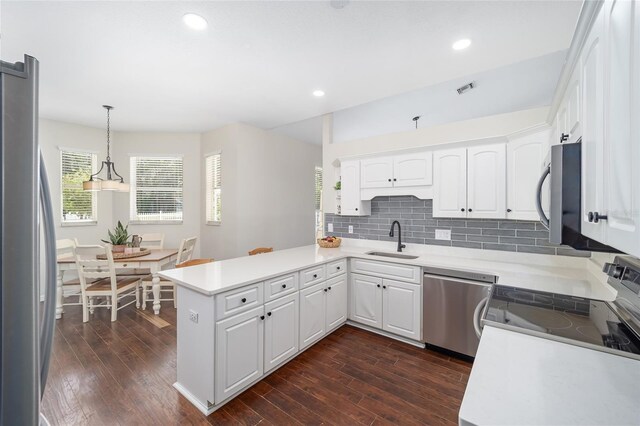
129 154 184 225
205 151 222 226
59 147 98 226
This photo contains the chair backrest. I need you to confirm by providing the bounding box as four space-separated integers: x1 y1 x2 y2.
176 258 214 268
140 233 165 249
56 238 76 261
176 236 198 264
248 247 273 256
73 245 116 292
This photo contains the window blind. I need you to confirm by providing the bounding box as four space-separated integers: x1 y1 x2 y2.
130 156 183 222
61 150 97 223
206 153 222 223
315 166 323 236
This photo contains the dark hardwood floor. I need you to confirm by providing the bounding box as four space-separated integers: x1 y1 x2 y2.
43 303 471 425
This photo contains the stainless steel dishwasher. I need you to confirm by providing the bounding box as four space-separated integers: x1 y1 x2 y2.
422 266 496 357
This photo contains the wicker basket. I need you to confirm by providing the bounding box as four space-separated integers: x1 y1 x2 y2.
317 237 342 248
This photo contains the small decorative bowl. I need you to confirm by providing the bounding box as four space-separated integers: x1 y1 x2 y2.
317 237 342 248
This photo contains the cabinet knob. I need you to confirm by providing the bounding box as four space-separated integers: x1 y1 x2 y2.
282 284 287 288
336 266 341 270
328 286 332 290
507 209 512 213
267 312 272 316
377 284 381 288
313 274 317 279
468 208 473 212
461 208 465 212
260 315 265 320
241 298 247 303
383 285 387 289
388 178 391 182
355 208 358 211
590 212 607 223
324 288 328 292
393 178 397 182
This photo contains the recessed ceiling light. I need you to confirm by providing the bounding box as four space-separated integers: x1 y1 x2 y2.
183 13 208 31
313 90 325 97
452 39 471 51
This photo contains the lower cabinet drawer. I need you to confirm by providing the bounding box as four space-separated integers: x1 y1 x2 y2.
215 282 264 321
264 273 298 301
300 265 326 288
326 259 347 278
349 258 421 284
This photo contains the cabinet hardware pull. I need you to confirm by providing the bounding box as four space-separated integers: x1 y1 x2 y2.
383 285 387 289
468 208 473 212
328 287 332 290
461 208 465 212
336 266 341 270
507 209 512 213
324 288 328 292
282 284 287 288
388 178 391 182
393 178 397 181
313 274 317 278
377 284 381 288
241 298 247 303
590 212 607 223
355 208 358 211
267 312 272 316
260 315 265 320
560 133 569 143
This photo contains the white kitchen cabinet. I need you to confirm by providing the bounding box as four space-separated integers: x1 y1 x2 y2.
263 293 298 373
467 143 507 219
381 279 421 341
393 151 433 187
360 156 394 189
581 5 606 243
340 160 371 216
215 306 264 403
507 131 548 220
299 281 326 350
349 273 383 329
325 275 348 332
567 65 582 143
601 0 640 256
433 148 467 218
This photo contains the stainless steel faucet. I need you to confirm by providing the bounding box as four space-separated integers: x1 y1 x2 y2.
389 220 406 252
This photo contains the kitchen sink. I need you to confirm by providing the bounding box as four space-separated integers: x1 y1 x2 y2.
366 251 420 260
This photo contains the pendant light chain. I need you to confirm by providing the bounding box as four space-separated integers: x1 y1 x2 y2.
106 106 111 162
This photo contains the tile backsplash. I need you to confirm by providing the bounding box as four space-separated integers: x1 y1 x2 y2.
325 196 590 257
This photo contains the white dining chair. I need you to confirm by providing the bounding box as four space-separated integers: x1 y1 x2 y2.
140 233 165 249
74 244 141 322
141 236 197 310
56 238 88 308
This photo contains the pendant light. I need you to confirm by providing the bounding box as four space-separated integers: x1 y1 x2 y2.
83 105 129 192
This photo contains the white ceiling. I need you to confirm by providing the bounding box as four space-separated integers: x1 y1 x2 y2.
0 1 581 133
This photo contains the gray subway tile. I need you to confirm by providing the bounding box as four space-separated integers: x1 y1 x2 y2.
482 243 517 252
499 221 536 230
467 235 499 243
517 246 557 255
451 234 467 241
482 228 516 237
556 248 592 258
424 239 452 246
467 220 499 229
499 237 536 245
452 241 482 249
516 230 550 238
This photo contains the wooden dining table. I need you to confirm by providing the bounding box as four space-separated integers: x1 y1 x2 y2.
56 249 179 318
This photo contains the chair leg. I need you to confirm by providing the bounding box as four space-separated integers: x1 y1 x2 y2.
111 292 118 322
136 284 141 309
142 284 148 310
106 296 111 310
82 296 89 323
173 285 177 309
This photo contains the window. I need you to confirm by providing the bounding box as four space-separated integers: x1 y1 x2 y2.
315 166 323 238
60 149 97 224
205 153 222 224
130 156 183 223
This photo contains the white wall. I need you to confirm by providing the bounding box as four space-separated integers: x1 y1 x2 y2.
201 123 322 260
39 119 114 244
111 131 202 255
322 106 550 213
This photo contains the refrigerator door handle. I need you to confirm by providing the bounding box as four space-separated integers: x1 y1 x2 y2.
39 155 56 396
535 164 551 230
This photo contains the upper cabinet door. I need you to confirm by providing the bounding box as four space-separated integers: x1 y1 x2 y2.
360 156 394 189
340 160 369 216
603 0 640 256
467 143 507 219
581 6 606 243
507 131 548 220
433 148 467 218
556 102 569 145
392 152 433 187
567 65 582 143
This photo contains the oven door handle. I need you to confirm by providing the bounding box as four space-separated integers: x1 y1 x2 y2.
535 164 551 230
473 297 489 339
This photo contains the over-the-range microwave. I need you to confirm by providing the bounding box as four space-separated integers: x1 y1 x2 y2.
535 141 619 253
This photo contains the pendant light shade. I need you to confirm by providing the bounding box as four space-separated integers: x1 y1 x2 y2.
83 105 128 192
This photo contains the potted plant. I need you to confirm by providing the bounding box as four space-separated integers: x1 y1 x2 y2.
102 221 130 253
334 181 341 199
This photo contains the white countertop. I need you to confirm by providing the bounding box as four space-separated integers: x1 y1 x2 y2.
159 239 616 300
459 326 640 426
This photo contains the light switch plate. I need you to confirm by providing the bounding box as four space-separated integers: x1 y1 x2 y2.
435 229 451 240
348 225 354 234
189 310 199 324
328 223 334 232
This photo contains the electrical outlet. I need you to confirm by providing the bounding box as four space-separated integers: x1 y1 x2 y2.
348 225 354 234
435 229 451 241
328 223 334 232
189 310 199 324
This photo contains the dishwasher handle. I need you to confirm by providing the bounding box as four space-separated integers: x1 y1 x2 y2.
473 297 489 339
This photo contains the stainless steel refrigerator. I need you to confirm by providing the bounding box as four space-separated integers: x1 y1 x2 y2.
0 55 57 425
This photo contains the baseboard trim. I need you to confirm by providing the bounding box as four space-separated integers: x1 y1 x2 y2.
173 382 215 416
346 320 425 348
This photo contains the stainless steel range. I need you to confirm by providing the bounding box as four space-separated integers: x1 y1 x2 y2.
481 256 640 360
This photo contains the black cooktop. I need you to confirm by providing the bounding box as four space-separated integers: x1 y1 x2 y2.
483 285 640 358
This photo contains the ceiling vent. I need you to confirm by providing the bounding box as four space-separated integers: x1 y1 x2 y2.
456 82 475 95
